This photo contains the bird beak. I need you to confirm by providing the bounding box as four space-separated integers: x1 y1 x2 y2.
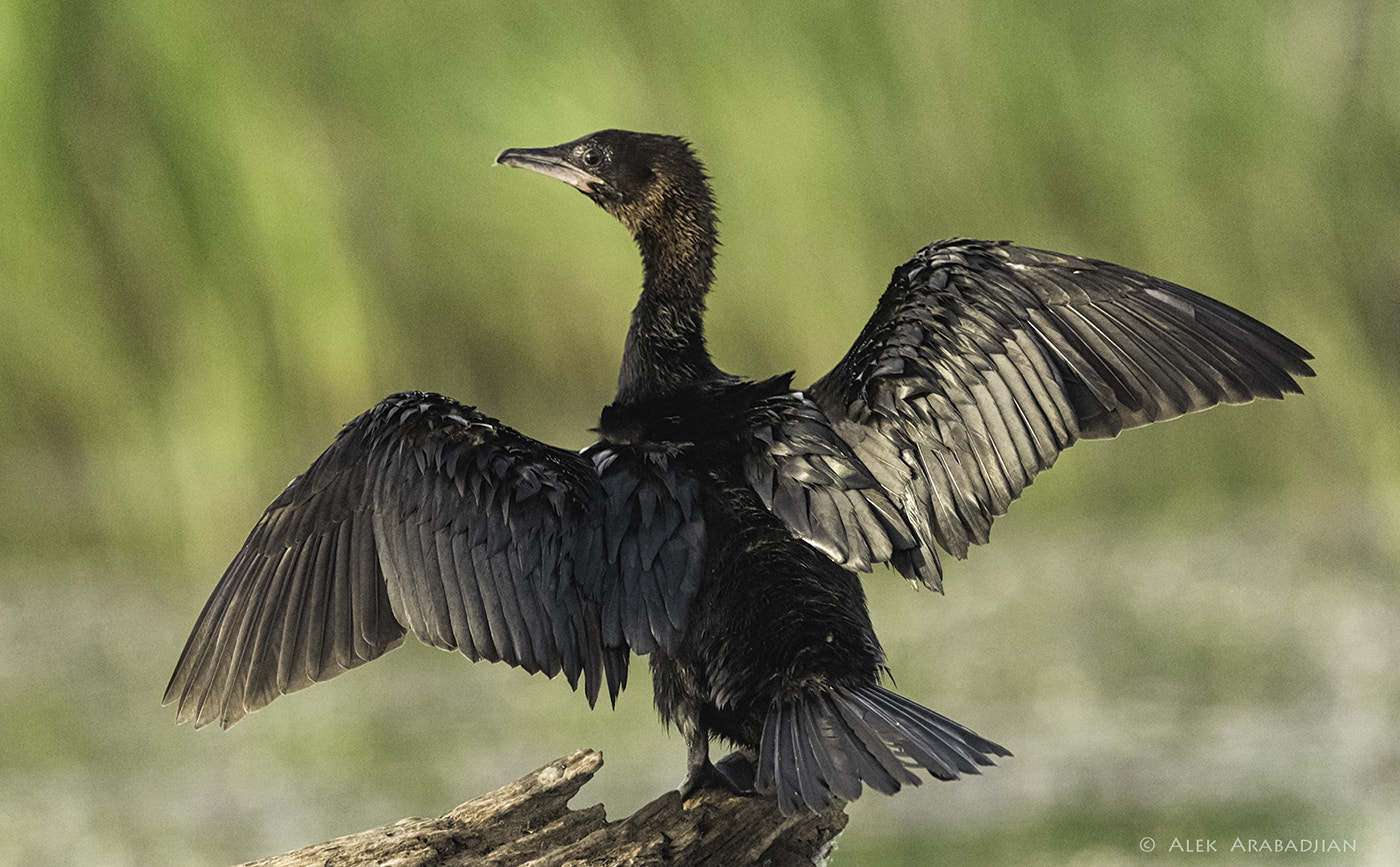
496 146 603 194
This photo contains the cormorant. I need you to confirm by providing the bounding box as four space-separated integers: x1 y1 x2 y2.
165 129 1314 815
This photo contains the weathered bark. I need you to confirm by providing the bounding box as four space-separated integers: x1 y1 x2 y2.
239 750 848 867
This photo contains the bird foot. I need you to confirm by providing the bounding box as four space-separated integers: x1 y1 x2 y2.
680 750 758 801
713 750 758 792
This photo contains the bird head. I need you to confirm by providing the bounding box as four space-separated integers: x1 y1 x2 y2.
496 130 714 244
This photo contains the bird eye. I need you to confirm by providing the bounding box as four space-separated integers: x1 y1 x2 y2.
580 147 603 168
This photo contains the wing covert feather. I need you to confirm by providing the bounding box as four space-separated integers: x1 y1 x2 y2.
741 392 920 578
590 444 705 655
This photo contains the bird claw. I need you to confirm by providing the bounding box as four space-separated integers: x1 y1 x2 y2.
712 750 758 793
680 750 758 800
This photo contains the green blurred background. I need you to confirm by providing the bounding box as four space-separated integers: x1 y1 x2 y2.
2 1 1397 864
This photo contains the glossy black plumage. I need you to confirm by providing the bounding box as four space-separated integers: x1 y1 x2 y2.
167 129 1313 814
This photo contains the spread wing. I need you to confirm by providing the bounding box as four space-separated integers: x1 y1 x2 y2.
164 391 622 729
776 238 1316 588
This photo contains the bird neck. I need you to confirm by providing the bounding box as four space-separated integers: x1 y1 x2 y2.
614 205 725 404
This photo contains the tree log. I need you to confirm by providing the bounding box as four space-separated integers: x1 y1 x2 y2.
239 750 849 867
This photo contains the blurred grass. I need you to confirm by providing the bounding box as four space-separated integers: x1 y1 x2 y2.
1 0 1397 864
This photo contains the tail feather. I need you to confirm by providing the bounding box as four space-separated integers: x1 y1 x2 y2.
829 693 922 793
756 684 1010 814
857 685 1001 776
797 701 864 802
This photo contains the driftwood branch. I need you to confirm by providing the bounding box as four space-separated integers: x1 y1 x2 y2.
239 750 848 867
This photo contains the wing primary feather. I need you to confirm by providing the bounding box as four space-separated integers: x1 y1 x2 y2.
433 522 473 654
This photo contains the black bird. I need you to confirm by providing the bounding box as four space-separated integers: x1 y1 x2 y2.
165 129 1313 815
